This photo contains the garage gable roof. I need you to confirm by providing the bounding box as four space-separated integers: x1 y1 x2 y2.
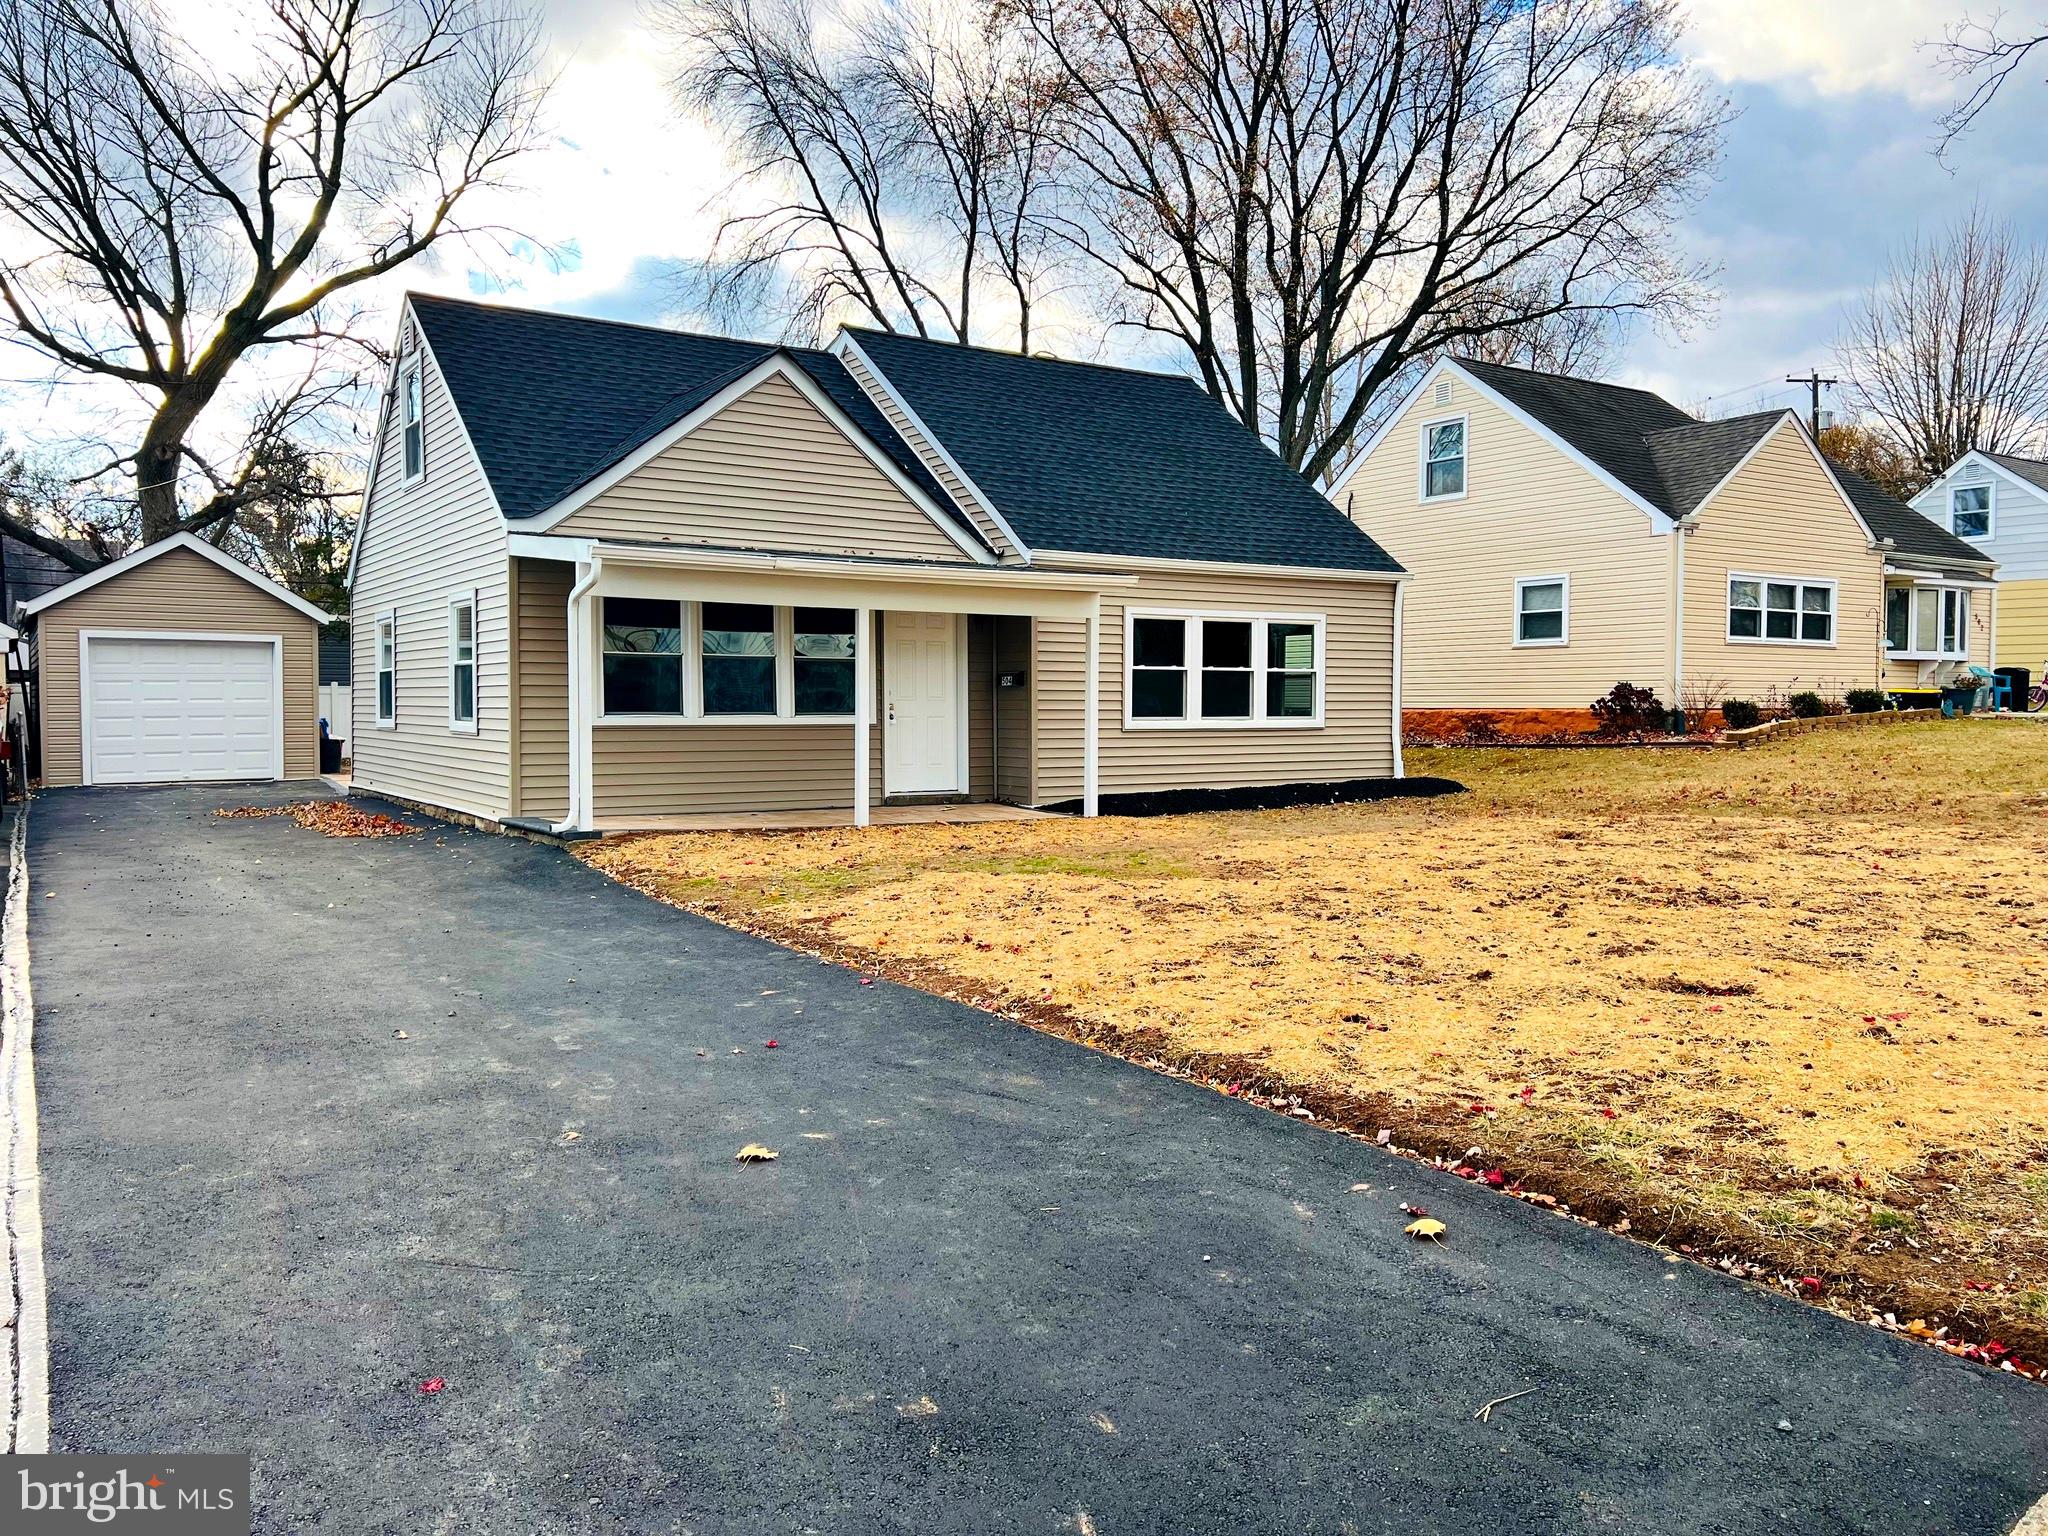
18 532 334 623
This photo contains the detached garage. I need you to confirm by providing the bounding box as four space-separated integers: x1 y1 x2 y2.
20 533 332 787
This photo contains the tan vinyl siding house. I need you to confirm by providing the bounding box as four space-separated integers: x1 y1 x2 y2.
22 537 329 787
347 293 1407 833
1331 357 1995 731
1337 368 1670 716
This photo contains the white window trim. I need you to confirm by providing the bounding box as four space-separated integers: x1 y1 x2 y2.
400 361 425 486
374 610 397 728
1121 608 1326 730
1417 412 1469 503
596 599 859 726
447 592 478 734
1886 583 1973 661
1512 573 1570 648
1726 572 1838 648
1948 481 1994 540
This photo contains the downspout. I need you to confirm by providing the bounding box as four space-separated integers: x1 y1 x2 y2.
552 552 603 834
1672 515 1697 713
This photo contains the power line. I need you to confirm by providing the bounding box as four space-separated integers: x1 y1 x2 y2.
1786 369 1838 435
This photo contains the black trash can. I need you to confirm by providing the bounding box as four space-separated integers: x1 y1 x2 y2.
320 735 343 774
1994 666 2030 711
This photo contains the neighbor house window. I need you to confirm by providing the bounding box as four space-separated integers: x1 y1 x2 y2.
448 595 477 731
602 597 683 715
701 603 776 716
1886 585 1971 660
375 613 396 726
1514 575 1569 646
1727 575 1833 645
597 601 860 721
1126 610 1323 727
401 363 424 482
792 608 856 716
1421 416 1467 499
1950 484 1992 539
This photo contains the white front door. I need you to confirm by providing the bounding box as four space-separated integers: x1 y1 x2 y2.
84 635 280 785
884 611 963 794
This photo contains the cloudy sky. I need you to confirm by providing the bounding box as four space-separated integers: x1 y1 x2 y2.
419 0 2048 420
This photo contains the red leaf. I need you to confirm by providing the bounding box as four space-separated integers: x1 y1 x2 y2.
1797 1276 1823 1295
419 1378 446 1395
764 1039 779 1049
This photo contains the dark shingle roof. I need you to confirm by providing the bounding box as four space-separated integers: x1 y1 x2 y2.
1644 412 1784 519
1982 451 2048 495
2 534 88 620
1830 461 1991 565
846 329 1402 573
1452 357 1697 514
1454 357 1987 566
407 295 968 540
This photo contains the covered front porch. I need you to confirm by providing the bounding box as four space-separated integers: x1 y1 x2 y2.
509 535 1135 834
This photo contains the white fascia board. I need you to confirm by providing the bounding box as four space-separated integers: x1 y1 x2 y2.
573 538 1139 589
20 531 333 623
514 353 995 564
1937 451 2043 503
1030 549 1408 583
827 331 1033 561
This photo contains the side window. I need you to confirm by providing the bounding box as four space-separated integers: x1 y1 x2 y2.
1950 484 1991 538
448 596 477 731
1421 416 1466 499
375 614 396 725
1514 576 1568 646
1128 616 1188 719
401 363 424 483
601 598 684 715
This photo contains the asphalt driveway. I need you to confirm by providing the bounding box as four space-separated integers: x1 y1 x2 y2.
26 783 2048 1534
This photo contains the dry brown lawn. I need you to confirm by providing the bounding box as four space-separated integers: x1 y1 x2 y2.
581 718 2048 1364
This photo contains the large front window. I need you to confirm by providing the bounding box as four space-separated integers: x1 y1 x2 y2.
1886 585 1971 661
599 599 860 720
1728 575 1833 645
1126 610 1323 727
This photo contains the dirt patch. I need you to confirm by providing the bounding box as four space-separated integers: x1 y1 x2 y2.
579 719 2048 1373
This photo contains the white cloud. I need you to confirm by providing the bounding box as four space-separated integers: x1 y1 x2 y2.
1678 0 1957 103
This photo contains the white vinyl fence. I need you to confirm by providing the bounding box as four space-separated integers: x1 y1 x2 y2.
319 683 351 752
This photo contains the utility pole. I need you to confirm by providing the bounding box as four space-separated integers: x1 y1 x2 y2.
1786 370 1837 436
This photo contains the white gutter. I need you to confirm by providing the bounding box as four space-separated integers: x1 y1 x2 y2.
1390 580 1405 779
552 551 604 835
505 533 1140 590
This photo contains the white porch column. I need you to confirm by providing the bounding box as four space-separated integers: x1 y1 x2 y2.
854 606 873 827
1083 597 1100 817
553 554 602 835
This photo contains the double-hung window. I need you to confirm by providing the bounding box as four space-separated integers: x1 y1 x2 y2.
448 595 477 732
400 363 424 483
1126 611 1323 727
375 613 396 726
1514 575 1568 646
1420 416 1466 499
598 599 860 720
1950 484 1991 539
1886 585 1971 661
1727 575 1833 645
603 598 684 715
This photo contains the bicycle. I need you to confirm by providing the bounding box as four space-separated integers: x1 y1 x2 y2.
2028 662 2048 713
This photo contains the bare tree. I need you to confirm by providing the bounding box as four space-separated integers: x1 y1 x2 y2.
1020 0 1724 480
667 0 1055 346
1835 209 2048 483
1938 9 2048 147
0 0 548 569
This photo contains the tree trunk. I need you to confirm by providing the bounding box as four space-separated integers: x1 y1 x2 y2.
133 381 218 543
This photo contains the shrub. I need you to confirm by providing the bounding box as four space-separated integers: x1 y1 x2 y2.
1787 690 1828 719
1721 699 1762 729
1590 681 1665 736
1844 688 1888 715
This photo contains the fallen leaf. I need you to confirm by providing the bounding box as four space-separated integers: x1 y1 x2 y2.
735 1143 779 1163
765 1039 780 1048
1404 1218 1446 1241
419 1378 446 1395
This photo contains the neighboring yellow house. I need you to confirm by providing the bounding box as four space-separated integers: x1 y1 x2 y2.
1910 451 2048 674
1330 357 1996 733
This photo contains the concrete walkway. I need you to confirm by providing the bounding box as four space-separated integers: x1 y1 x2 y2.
23 782 2048 1534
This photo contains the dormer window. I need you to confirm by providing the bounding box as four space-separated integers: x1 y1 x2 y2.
1950 483 1991 539
1421 416 1466 500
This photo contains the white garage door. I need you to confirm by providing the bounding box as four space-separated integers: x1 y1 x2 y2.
84 636 279 785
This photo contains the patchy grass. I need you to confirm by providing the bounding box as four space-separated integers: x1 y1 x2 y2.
581 718 2048 1365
